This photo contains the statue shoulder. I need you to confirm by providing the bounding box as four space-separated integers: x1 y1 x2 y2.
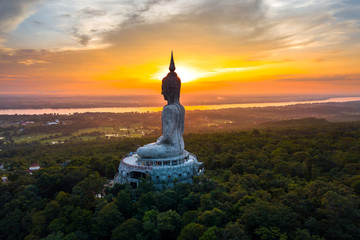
163 104 179 114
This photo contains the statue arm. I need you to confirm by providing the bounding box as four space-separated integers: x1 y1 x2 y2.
181 105 185 134
156 136 163 144
156 106 176 144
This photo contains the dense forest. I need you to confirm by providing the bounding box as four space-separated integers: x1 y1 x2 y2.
1 119 360 239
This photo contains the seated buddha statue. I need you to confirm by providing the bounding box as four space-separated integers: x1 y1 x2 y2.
137 52 185 159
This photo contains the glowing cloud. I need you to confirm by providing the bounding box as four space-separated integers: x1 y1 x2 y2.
152 65 207 83
152 66 259 83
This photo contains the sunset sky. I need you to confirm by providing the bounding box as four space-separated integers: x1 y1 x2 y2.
0 0 359 95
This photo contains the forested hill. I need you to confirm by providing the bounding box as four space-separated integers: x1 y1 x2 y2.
1 119 360 240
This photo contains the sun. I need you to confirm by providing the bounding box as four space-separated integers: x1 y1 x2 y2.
152 65 203 83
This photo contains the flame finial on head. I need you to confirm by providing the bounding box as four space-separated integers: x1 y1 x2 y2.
169 51 175 72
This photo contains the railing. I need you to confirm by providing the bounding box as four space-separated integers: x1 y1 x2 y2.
121 160 153 170
189 153 197 159
122 152 136 159
121 151 196 170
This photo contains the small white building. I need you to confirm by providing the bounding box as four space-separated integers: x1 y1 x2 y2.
28 163 41 174
1 176 9 184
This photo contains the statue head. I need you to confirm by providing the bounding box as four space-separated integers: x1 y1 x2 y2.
162 52 181 104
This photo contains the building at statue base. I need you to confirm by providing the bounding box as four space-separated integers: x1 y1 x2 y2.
114 151 204 189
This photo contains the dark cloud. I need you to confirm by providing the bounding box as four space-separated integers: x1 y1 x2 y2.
59 13 72 18
184 0 265 26
101 0 359 55
32 20 45 26
78 34 92 46
68 7 109 46
79 7 107 18
0 0 41 35
0 48 50 68
72 28 92 46
121 0 172 26
105 0 282 53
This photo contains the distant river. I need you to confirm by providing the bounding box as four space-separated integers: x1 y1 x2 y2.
0 97 359 115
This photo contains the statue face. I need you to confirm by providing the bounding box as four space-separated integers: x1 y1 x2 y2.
162 82 174 102
161 84 168 100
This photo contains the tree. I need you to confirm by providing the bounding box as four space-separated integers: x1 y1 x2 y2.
240 201 298 238
198 208 227 228
106 163 117 179
178 223 206 240
230 162 244 175
182 211 201 227
254 226 287 240
295 229 324 240
199 194 213 211
41 232 64 240
199 226 218 240
71 173 104 208
48 216 67 233
222 221 250 240
112 218 142 240
35 167 65 198
350 175 360 194
181 192 201 211
116 190 133 218
158 190 177 212
318 191 360 239
29 211 47 238
157 210 181 240
138 192 159 213
68 207 92 233
142 209 160 240
136 178 156 197
91 202 124 239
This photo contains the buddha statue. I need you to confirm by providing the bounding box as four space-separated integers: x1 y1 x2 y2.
137 52 185 159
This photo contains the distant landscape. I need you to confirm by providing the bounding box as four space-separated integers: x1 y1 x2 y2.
1 100 360 146
0 94 349 109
